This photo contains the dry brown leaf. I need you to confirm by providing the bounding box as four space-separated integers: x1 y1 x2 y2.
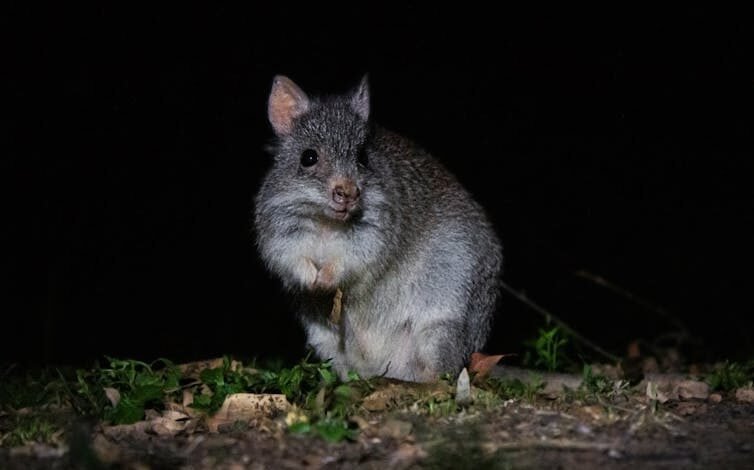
150 410 195 436
677 380 710 400
164 401 202 420
362 390 392 412
206 393 291 433
469 352 513 379
361 381 451 412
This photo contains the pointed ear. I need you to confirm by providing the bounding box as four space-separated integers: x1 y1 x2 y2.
350 74 370 121
268 75 310 135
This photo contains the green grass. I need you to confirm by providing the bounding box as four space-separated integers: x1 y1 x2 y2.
705 360 754 391
0 415 58 447
1 355 367 445
13 349 745 448
191 354 365 441
523 326 571 372
480 376 545 402
69 357 181 424
1 354 557 447
0 365 70 410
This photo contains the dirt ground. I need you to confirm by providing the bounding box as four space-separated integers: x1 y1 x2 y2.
2 372 753 470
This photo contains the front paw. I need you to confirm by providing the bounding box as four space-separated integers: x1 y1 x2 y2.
313 262 340 291
299 258 340 292
299 258 320 288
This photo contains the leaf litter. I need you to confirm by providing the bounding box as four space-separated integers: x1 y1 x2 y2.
2 353 754 469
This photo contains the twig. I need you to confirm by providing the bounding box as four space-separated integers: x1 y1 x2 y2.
500 280 620 363
574 270 688 333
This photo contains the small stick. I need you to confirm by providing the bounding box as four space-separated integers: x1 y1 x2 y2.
574 270 688 333
500 280 620 363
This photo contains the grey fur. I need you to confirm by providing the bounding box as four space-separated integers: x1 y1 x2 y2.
254 75 503 382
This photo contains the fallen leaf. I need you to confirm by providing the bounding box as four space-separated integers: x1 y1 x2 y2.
165 401 202 420
677 380 710 400
362 393 390 411
207 393 291 433
361 381 451 411
150 410 195 436
469 352 513 379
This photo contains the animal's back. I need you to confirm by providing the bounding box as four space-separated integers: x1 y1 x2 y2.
302 127 502 381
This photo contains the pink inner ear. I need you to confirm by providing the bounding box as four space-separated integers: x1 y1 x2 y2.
268 76 310 135
269 92 298 135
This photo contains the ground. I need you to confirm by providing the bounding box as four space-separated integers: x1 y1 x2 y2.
2 362 753 469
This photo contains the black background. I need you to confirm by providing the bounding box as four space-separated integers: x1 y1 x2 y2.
5 6 753 368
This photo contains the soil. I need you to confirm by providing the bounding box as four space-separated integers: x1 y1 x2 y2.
2 374 753 470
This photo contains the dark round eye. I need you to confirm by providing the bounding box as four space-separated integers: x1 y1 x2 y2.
357 147 368 167
300 149 319 167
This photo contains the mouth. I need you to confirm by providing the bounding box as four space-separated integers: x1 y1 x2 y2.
327 204 360 222
329 208 352 221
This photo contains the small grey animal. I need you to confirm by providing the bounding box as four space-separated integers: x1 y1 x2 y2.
254 75 502 382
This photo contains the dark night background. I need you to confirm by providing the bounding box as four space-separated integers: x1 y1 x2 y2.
5 6 753 369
